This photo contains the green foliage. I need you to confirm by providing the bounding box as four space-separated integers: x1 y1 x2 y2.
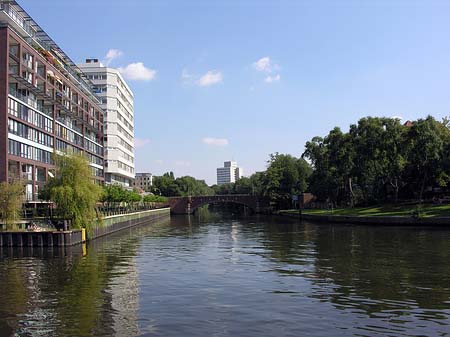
0 181 24 228
101 185 143 204
265 153 312 208
211 177 254 195
406 116 447 200
411 205 423 219
39 154 102 230
303 115 450 206
152 172 214 197
143 194 168 203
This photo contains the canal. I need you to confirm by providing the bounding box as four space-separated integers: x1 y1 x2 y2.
1 212 450 336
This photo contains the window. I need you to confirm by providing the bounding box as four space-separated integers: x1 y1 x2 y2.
8 118 53 147
8 98 53 132
8 139 52 164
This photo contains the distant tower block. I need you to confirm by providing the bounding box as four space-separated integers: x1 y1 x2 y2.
217 161 243 185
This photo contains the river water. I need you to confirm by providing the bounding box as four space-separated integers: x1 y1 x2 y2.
1 213 450 336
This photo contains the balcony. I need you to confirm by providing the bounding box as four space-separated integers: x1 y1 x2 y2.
9 45 19 59
9 86 38 109
0 2 37 39
1 2 102 105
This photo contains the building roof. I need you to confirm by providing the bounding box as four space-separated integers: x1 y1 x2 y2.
0 0 100 102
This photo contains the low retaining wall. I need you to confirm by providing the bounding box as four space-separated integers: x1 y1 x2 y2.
90 207 170 240
280 212 450 226
0 208 171 247
0 230 83 247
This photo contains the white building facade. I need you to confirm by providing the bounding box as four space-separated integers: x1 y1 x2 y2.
217 161 243 185
79 59 135 187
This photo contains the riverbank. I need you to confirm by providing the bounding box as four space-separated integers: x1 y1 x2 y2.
279 204 450 226
91 207 170 239
0 208 171 247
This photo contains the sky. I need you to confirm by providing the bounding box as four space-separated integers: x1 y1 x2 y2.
19 0 450 185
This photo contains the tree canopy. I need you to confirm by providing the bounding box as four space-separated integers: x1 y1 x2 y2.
151 172 214 197
39 154 103 230
303 116 450 206
0 181 24 228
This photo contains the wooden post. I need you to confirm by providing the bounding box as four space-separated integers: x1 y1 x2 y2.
27 234 33 247
38 235 44 247
17 234 23 247
58 233 64 247
7 234 13 247
47 233 53 247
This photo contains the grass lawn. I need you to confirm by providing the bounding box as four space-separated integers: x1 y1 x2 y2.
280 203 450 218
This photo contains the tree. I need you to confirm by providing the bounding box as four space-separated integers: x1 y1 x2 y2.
406 116 445 200
152 172 214 197
39 154 103 231
349 117 408 204
0 181 24 229
100 185 127 204
249 171 266 196
379 118 407 202
265 153 312 208
234 177 253 194
152 173 181 196
303 136 337 202
304 115 450 206
175 176 213 196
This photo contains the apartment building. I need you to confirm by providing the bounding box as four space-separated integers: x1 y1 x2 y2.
217 161 243 185
0 1 105 201
133 173 153 191
79 59 135 188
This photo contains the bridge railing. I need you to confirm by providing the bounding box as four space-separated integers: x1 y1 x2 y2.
168 194 255 199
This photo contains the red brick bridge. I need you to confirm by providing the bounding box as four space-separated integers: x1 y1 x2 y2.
168 195 271 214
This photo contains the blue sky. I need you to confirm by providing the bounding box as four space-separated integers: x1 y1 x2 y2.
20 0 450 184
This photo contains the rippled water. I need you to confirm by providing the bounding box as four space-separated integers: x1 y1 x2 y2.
1 214 450 336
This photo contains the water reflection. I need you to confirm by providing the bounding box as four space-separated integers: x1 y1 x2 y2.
0 217 170 337
1 213 450 336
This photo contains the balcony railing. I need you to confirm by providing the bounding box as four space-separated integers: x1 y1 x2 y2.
9 86 38 109
1 2 102 105
0 3 36 39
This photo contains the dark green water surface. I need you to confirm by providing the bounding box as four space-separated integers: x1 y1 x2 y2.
1 214 450 336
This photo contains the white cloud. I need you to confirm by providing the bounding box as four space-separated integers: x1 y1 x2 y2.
264 74 281 83
135 138 151 148
175 160 191 167
118 62 156 81
104 49 123 66
392 116 403 120
155 159 163 164
197 70 223 87
202 137 229 146
181 68 193 85
253 56 279 73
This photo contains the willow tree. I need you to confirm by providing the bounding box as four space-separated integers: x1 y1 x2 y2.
40 153 102 231
0 181 24 229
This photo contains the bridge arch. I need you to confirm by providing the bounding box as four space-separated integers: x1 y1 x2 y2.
189 199 256 214
168 195 271 215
